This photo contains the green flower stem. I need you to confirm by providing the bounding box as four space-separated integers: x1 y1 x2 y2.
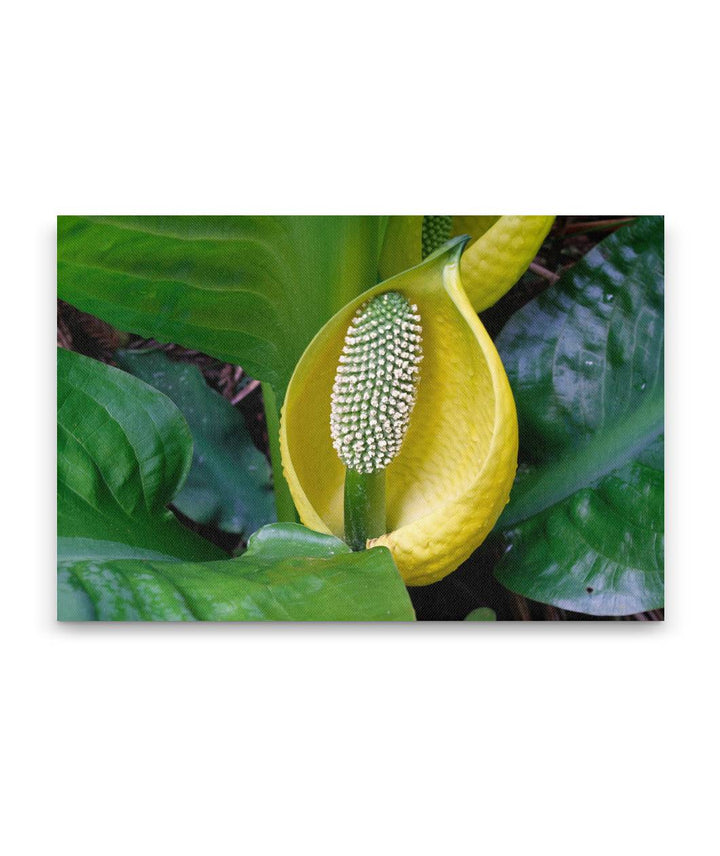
261 383 299 523
344 468 386 551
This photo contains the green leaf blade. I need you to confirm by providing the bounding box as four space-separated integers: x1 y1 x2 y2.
58 351 413 621
494 216 664 616
57 348 225 563
58 216 388 398
465 607 497 621
115 350 275 537
501 216 663 456
59 523 416 621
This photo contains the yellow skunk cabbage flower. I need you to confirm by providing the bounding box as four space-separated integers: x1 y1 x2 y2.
380 215 554 312
280 237 519 586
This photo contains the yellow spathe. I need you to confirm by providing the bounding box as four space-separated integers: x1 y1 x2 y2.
380 215 555 313
279 237 518 586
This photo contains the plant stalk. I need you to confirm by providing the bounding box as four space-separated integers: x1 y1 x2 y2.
261 382 299 523
344 468 386 551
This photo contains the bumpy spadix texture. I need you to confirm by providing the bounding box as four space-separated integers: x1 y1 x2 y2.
422 216 453 258
330 291 422 474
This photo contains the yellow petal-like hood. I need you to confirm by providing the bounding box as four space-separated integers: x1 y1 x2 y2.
379 215 555 313
459 215 554 311
280 238 518 586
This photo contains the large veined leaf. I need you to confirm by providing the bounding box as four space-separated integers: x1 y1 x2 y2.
58 523 416 621
115 349 275 536
58 349 413 621
57 216 388 398
57 347 225 562
493 216 664 616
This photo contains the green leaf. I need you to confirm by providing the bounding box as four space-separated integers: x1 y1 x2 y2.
493 216 664 616
57 347 225 562
115 349 275 536
58 350 413 621
465 607 497 621
57 216 388 399
58 523 416 621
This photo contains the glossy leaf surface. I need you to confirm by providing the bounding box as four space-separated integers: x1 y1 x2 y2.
57 347 225 562
116 350 275 536
58 216 388 398
493 216 664 615
58 523 415 621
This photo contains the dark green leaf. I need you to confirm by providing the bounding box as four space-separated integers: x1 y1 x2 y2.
115 350 274 536
57 216 388 399
57 347 225 562
493 216 664 616
58 523 416 621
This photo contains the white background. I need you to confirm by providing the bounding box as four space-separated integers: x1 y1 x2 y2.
2 1 717 854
